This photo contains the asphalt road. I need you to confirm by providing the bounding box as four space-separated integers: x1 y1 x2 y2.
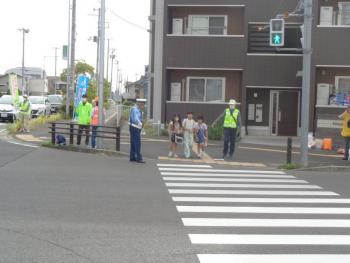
1 140 350 262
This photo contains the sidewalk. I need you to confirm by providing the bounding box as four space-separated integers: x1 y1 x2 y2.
9 119 350 169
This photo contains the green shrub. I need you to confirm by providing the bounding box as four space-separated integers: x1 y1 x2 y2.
6 121 21 134
279 163 300 170
208 125 224 141
122 100 134 107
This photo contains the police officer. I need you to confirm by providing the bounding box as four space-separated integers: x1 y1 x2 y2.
18 94 32 133
223 99 241 160
129 99 146 163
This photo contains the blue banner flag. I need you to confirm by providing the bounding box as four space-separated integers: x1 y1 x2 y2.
74 75 90 108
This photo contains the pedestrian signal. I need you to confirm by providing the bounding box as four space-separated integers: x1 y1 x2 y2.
270 19 285 47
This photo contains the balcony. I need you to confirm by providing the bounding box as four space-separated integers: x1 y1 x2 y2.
165 36 245 69
314 27 350 65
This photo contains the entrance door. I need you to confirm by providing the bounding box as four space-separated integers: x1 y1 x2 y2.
270 90 299 136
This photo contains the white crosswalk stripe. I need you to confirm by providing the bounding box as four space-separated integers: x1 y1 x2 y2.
166 182 321 189
197 254 350 263
163 177 309 183
157 164 350 262
157 164 212 168
161 172 295 178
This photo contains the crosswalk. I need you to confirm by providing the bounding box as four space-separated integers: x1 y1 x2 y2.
157 163 350 263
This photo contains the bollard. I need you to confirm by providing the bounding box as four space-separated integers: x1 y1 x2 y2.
116 126 121 151
69 123 74 145
287 137 292 164
51 123 56 145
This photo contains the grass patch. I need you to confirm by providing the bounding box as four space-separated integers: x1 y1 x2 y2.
279 163 301 170
6 114 64 134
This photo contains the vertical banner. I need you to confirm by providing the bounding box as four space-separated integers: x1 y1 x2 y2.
8 74 19 105
74 75 90 109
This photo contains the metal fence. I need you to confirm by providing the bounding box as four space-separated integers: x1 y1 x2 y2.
49 122 121 151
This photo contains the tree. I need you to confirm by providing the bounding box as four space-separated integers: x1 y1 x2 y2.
60 62 95 82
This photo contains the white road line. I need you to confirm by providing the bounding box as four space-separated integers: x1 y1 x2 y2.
182 218 350 227
189 234 350 245
0 129 6 133
161 172 295 178
163 177 308 183
157 164 212 168
158 168 285 174
197 254 350 263
177 206 350 214
172 197 350 203
6 140 39 148
166 183 321 189
168 189 338 196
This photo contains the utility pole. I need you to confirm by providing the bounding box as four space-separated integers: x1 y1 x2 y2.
69 0 76 119
300 0 313 167
106 39 111 82
92 8 101 81
110 49 116 97
66 0 71 118
97 0 106 148
53 47 59 77
18 28 29 94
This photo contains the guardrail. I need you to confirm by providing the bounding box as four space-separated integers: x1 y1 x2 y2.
49 122 121 151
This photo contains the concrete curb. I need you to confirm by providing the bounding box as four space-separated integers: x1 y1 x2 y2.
294 165 350 172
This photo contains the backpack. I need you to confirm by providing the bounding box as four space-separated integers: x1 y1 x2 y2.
56 134 66 146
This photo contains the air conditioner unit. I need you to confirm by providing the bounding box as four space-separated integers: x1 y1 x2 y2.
172 18 183 35
320 6 333 25
317 83 330 105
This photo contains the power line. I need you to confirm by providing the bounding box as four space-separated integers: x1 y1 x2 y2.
97 0 149 32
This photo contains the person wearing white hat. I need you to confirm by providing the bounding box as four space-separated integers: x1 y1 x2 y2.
222 99 241 159
129 98 146 163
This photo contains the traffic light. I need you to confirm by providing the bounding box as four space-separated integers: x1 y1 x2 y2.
270 19 285 46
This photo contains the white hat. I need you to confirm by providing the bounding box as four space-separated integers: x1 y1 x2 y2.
136 98 147 103
229 99 238 105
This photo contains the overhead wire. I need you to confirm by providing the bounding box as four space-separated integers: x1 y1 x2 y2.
97 0 149 32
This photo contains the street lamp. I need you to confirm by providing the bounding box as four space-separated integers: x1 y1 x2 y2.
18 28 30 94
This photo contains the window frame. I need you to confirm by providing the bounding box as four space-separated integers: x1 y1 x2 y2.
335 76 350 93
186 76 226 102
188 15 228 35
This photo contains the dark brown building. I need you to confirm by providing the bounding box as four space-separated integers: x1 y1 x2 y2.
149 0 350 139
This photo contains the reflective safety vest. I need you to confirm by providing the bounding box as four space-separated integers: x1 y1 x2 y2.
224 108 239 129
341 112 350 137
20 100 31 115
91 106 99 126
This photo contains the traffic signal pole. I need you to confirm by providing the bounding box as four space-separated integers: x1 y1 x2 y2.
300 0 313 167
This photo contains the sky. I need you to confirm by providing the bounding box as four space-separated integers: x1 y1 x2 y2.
0 0 150 89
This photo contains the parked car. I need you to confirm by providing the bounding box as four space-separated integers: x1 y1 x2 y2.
48 94 63 113
0 95 23 123
29 96 51 118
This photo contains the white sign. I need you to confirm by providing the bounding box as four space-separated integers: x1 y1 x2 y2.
171 82 181 101
248 104 255 121
256 104 263 123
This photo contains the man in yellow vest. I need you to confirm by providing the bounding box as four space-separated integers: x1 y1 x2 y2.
18 94 32 133
339 105 350 160
223 99 241 159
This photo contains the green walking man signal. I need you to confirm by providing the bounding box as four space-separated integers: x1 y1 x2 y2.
270 19 285 47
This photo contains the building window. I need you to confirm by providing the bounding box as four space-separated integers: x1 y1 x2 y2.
189 15 227 35
187 77 225 102
335 76 350 105
319 2 350 26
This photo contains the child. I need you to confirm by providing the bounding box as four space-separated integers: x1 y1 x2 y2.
195 116 208 158
168 114 183 158
182 112 196 158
